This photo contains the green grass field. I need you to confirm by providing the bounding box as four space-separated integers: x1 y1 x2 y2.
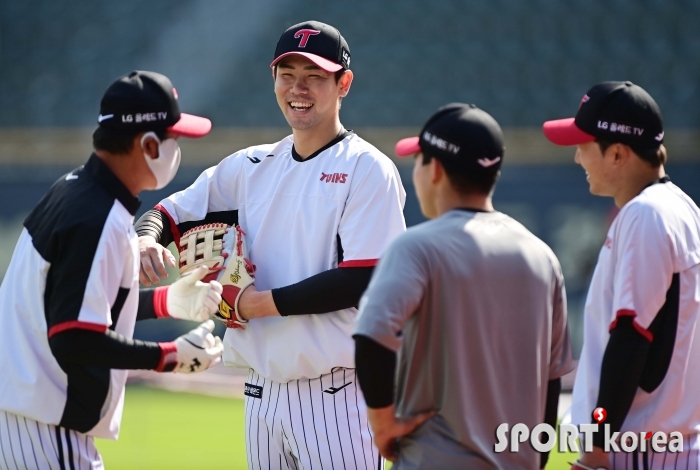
97 386 576 469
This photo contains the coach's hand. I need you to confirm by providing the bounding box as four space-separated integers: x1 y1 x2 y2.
139 235 176 286
167 266 223 322
159 320 224 374
367 406 435 462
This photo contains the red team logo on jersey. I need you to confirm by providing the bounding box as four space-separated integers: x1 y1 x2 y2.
320 172 348 183
294 29 320 47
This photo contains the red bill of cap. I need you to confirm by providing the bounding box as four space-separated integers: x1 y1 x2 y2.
168 113 212 138
542 117 596 146
270 52 343 72
395 136 421 157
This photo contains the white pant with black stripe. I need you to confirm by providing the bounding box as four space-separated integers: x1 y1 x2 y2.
0 410 103 470
244 368 383 470
607 433 700 470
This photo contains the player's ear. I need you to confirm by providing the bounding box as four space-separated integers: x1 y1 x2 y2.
338 70 353 97
430 157 444 184
612 143 631 166
139 132 159 160
271 66 277 83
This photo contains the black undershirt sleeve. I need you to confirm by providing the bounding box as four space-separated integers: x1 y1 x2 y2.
135 208 174 247
272 266 374 316
137 288 157 321
49 328 163 370
354 334 396 409
591 316 652 448
540 378 562 468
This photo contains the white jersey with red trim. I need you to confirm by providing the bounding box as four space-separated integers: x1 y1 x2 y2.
0 156 141 439
572 181 700 434
157 132 406 382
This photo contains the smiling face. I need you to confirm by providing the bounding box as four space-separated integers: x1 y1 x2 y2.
574 141 618 196
273 55 351 131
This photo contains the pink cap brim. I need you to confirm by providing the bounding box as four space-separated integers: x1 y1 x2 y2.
270 52 343 72
395 136 421 157
542 118 596 146
168 113 212 138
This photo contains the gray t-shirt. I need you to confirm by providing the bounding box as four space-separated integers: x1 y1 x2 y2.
355 209 574 469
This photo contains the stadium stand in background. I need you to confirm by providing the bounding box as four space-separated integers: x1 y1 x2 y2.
1 0 699 358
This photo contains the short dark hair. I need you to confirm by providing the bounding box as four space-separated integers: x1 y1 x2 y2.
92 126 168 155
422 153 500 195
597 139 667 168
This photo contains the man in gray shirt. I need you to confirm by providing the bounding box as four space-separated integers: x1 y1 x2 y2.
354 103 574 469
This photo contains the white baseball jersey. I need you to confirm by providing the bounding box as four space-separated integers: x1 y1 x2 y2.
157 132 406 383
0 155 141 440
572 181 700 434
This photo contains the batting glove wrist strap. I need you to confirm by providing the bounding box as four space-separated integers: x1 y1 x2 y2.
168 320 224 374
153 286 170 318
156 341 178 372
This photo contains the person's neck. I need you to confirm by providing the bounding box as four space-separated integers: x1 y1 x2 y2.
95 150 147 197
613 165 666 208
292 118 343 159
434 189 493 217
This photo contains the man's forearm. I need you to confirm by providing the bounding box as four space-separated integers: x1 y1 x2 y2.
367 405 398 435
49 328 168 371
354 334 396 408
238 286 280 319
135 208 173 246
540 378 561 468
592 316 651 448
271 266 374 316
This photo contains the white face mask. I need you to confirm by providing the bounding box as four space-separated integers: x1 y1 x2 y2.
141 131 181 190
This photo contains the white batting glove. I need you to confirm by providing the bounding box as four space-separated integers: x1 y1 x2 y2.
158 320 224 374
165 265 223 322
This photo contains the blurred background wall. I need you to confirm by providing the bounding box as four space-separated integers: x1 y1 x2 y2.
1 0 699 356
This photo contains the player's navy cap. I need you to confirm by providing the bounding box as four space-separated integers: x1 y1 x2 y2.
98 71 212 138
395 103 505 174
543 81 664 149
271 21 350 72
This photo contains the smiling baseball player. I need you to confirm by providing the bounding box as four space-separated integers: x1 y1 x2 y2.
544 81 700 469
0 71 224 470
135 21 406 470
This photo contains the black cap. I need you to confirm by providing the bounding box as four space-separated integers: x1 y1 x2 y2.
395 103 505 174
543 81 664 149
270 21 350 72
98 71 211 138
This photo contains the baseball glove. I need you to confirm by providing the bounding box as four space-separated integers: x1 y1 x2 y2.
178 223 255 329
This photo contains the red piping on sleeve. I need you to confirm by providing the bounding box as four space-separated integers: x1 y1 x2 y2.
154 204 182 251
609 309 654 342
155 342 178 372
153 286 170 318
338 259 378 268
48 321 108 339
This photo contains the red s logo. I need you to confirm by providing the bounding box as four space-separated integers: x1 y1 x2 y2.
294 29 321 48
